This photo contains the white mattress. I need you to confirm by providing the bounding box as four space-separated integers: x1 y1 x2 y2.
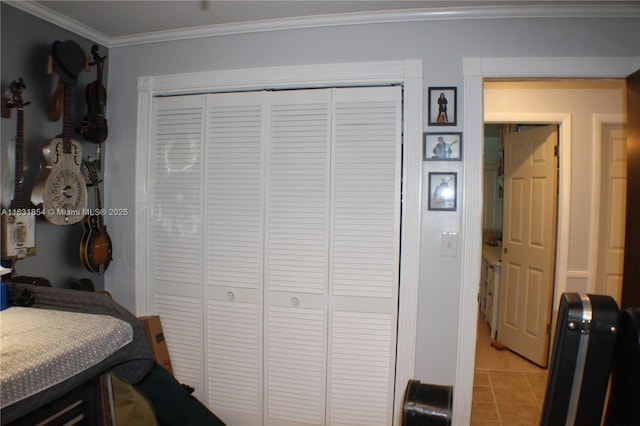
0 306 133 408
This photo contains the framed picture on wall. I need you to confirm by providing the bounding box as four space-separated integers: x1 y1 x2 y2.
428 86 457 126
423 132 462 161
428 172 457 211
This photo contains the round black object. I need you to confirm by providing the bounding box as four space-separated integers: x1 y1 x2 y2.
51 40 86 86
403 380 453 426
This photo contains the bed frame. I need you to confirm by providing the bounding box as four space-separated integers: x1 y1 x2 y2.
0 283 154 425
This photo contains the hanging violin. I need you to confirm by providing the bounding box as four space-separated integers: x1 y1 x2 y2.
79 45 108 144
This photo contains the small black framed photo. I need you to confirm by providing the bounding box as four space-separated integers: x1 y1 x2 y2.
428 172 457 211
423 132 462 161
428 86 457 126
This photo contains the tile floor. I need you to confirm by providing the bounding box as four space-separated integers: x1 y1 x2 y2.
471 316 549 425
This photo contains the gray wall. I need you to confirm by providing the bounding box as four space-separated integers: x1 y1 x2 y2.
104 17 639 385
4 3 639 385
1 5 107 289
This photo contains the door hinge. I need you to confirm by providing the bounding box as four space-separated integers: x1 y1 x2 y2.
554 145 559 157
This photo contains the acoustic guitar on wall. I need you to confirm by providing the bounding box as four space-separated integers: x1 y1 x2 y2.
1 79 36 260
31 40 88 225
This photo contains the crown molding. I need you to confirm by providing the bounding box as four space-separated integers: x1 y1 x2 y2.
4 0 111 47
4 1 640 48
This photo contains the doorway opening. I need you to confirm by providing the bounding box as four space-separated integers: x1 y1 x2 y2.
473 123 556 425
469 78 627 424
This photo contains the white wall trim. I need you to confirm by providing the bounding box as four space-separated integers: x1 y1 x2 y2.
568 270 591 279
457 56 639 426
6 1 640 48
134 77 153 316
135 59 423 426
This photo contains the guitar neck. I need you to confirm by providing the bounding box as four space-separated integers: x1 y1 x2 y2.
63 83 73 154
95 183 104 227
10 108 26 209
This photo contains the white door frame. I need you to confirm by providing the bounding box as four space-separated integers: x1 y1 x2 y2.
135 59 423 425
456 56 640 425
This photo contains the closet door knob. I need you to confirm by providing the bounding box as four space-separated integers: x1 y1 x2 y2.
290 297 300 307
226 291 235 301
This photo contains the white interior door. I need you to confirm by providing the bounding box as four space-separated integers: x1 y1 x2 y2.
498 124 558 367
596 124 627 303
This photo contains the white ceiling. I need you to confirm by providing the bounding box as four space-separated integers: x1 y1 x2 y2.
7 1 640 47
31 1 468 37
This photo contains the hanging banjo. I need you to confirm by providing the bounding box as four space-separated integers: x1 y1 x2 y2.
31 40 87 225
1 79 36 259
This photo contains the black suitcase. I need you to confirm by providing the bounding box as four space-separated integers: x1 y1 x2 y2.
541 293 619 426
604 307 640 426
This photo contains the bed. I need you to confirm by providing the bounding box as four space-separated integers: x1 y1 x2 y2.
0 283 155 425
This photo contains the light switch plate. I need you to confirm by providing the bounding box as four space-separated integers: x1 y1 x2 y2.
441 232 458 257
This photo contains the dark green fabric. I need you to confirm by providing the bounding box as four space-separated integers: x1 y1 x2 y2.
135 364 226 426
112 373 159 425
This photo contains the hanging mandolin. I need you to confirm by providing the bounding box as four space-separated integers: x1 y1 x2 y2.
80 159 112 274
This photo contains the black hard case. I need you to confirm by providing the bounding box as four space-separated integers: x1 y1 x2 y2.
604 307 640 426
541 293 619 426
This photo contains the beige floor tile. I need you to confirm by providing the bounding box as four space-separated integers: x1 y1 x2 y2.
474 371 491 386
488 371 530 390
470 421 501 426
471 401 500 423
496 402 542 424
492 385 537 405
472 314 548 425
473 385 494 403
525 372 549 403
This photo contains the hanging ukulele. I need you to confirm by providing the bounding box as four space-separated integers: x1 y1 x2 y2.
80 159 113 274
1 79 36 259
79 45 108 144
31 40 88 225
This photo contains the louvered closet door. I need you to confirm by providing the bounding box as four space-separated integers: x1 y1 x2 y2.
149 87 402 426
149 95 206 400
204 92 265 426
327 86 402 426
264 89 331 426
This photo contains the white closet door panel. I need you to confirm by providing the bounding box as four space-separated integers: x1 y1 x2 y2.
265 306 326 426
150 95 206 297
204 92 265 425
328 311 395 426
328 86 401 425
207 299 262 425
154 294 205 401
266 90 331 295
331 87 401 299
206 92 264 290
